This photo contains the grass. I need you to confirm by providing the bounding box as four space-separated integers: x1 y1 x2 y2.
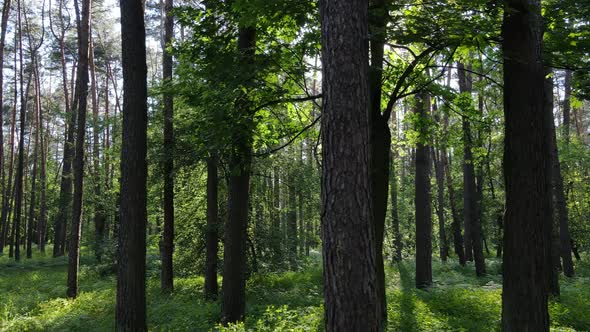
1 249 589 331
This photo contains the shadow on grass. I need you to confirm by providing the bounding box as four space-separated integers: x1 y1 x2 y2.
397 262 419 331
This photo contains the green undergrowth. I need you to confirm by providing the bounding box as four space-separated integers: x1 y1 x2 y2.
1 249 589 331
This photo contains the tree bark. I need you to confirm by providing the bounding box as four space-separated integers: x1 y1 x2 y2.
457 62 485 275
546 70 575 278
433 147 448 262
52 0 75 257
67 0 91 299
220 26 256 325
287 172 297 270
414 92 432 289
563 70 572 144
390 150 402 262
89 32 106 263
3 36 17 256
501 0 551 329
444 151 465 265
116 0 148 329
0 0 11 254
320 0 379 330
13 0 27 262
544 68 560 297
160 0 175 293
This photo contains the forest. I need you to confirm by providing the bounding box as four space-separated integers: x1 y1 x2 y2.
0 0 589 331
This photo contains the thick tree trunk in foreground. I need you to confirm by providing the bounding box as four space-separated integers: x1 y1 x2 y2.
116 0 148 329
501 0 551 330
160 0 175 293
204 156 219 300
67 0 91 299
320 0 379 330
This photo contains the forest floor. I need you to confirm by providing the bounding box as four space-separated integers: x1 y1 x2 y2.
1 249 589 332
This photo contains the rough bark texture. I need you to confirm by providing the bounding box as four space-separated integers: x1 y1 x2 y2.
501 0 551 330
160 0 175 293
67 0 91 299
220 26 256 325
204 156 219 300
116 0 148 329
414 92 432 289
320 0 379 330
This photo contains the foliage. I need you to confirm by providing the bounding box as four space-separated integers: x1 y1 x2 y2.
2 251 590 331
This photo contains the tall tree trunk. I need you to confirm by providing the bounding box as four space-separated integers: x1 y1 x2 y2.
38 112 48 252
563 70 572 144
272 167 282 262
432 99 448 262
546 70 575 278
415 92 432 289
368 0 389 327
67 0 91 299
0 0 11 254
433 147 448 262
27 64 41 259
544 69 560 297
52 0 74 257
390 150 402 262
160 0 174 293
457 62 485 275
90 33 105 262
116 0 148 329
221 26 256 325
204 155 219 300
556 70 575 277
4 37 17 256
444 151 465 265
13 0 27 262
501 0 551 329
320 0 379 330
287 172 297 270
